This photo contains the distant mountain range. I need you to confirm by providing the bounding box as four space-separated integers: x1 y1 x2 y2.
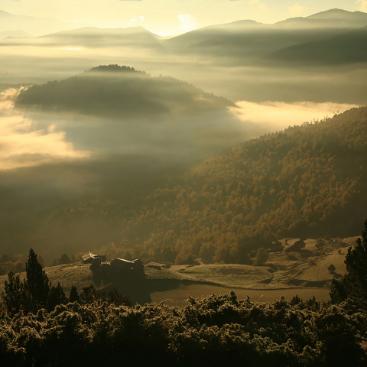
2 8 367 66
40 27 162 49
276 8 367 29
165 9 367 65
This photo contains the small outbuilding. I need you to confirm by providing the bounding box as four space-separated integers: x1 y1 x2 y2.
82 252 106 264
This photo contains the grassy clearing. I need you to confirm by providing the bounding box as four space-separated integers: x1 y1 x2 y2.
297 247 348 282
168 264 273 288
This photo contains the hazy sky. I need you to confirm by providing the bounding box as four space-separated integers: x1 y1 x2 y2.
2 0 367 35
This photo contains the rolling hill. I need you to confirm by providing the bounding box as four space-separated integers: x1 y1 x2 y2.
16 64 231 118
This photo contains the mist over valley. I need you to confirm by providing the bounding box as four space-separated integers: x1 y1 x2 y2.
1 4 367 365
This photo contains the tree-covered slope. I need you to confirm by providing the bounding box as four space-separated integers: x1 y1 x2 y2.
16 65 231 117
120 107 367 263
271 27 367 65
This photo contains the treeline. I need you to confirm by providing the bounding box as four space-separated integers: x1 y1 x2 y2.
118 107 367 263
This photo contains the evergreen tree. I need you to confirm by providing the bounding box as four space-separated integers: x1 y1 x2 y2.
330 278 347 304
344 220 367 299
2 272 27 314
80 285 97 303
47 283 67 310
69 286 80 303
330 220 367 303
26 249 50 310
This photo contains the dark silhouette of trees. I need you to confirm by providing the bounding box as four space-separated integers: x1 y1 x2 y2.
1 249 132 316
47 282 67 310
69 286 80 303
26 248 50 310
2 249 75 314
0 293 366 367
3 272 27 314
330 220 367 304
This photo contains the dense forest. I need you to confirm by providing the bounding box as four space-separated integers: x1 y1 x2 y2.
117 107 367 263
1 222 367 367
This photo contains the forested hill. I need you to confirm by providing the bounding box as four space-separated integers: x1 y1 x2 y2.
121 106 367 263
15 65 230 118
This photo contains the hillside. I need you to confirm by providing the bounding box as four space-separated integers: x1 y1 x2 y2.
166 24 335 62
117 107 367 263
271 27 367 65
16 64 231 117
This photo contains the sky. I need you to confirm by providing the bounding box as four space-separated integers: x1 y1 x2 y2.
1 0 367 36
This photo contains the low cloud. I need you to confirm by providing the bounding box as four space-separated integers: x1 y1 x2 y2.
230 100 357 130
0 88 89 170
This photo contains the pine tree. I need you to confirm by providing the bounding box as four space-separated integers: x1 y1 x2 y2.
2 272 27 314
69 286 80 303
47 283 67 310
330 220 367 303
26 248 50 310
344 220 367 299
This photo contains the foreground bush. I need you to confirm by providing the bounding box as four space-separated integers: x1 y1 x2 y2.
0 293 366 367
